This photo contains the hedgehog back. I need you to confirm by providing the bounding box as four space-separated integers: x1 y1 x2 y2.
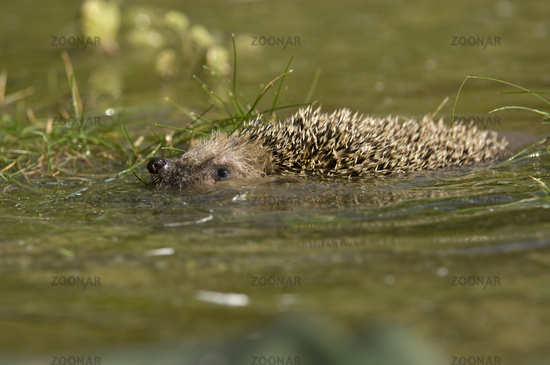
236 107 508 177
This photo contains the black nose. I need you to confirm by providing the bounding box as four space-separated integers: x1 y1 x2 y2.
147 158 167 174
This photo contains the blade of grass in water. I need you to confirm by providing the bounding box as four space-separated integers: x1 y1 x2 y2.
231 34 246 117
304 68 322 105
452 75 550 122
271 55 294 112
532 176 550 197
450 75 550 166
192 74 235 120
489 106 550 121
242 70 292 121
502 137 550 164
61 51 82 118
121 124 138 155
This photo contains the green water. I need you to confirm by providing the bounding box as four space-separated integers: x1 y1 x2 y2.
1 0 550 364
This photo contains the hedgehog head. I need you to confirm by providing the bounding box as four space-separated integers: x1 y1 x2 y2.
147 131 271 189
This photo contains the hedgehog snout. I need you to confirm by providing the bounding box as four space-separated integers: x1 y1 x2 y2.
147 157 167 174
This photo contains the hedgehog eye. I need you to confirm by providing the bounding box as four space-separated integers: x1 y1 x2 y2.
216 166 231 180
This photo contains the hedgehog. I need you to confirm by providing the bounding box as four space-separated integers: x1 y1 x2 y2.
147 106 508 189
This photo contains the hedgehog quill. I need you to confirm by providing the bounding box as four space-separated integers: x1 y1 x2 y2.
147 106 508 189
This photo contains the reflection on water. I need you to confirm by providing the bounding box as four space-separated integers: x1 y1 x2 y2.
1 151 550 364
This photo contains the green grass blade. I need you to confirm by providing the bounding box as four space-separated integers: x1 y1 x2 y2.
304 68 322 104
489 106 550 120
501 137 549 164
230 34 246 116
193 74 233 118
452 75 550 122
271 55 294 112
121 124 138 155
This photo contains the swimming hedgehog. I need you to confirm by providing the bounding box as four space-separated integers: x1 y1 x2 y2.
147 106 508 189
